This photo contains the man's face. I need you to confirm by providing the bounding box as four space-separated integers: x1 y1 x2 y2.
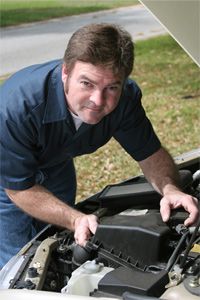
62 61 124 124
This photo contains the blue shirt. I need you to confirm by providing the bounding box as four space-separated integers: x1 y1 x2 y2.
0 60 161 190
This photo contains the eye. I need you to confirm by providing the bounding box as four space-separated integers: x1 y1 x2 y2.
80 81 93 89
107 86 120 92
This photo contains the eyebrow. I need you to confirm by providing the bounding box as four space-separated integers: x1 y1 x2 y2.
78 75 122 86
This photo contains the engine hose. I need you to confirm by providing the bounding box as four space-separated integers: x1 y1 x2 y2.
179 217 200 269
122 291 165 300
165 230 189 272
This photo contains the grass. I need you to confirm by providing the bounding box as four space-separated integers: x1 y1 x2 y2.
133 36 199 155
74 35 200 202
0 0 138 27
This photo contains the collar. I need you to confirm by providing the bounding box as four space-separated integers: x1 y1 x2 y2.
42 63 68 124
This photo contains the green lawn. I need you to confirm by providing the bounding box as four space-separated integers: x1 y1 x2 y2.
74 35 200 202
0 0 138 27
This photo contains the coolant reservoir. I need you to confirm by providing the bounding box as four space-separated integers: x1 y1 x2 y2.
61 260 113 296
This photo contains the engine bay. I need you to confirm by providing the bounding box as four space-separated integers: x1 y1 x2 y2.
0 150 200 300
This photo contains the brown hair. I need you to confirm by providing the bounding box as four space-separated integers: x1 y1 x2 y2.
63 23 134 78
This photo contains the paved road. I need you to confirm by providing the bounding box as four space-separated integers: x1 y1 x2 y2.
0 5 166 76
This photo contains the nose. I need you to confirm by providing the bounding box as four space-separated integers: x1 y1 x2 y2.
90 89 105 106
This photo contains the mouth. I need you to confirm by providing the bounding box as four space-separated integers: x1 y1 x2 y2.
85 106 103 113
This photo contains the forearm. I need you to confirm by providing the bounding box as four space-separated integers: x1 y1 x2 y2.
5 184 84 231
139 147 180 195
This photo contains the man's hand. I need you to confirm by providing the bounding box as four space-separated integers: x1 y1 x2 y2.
139 147 199 226
160 190 199 226
74 214 98 246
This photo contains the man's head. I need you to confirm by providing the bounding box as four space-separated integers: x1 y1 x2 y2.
62 24 134 125
63 23 134 78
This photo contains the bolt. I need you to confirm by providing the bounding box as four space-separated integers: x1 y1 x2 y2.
33 261 41 269
50 280 57 290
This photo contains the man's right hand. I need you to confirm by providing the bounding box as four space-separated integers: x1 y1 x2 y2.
6 185 99 246
74 214 98 246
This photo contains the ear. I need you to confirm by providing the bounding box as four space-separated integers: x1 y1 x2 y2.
62 64 69 83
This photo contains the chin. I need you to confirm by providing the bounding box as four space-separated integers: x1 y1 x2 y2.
84 119 101 125
81 114 104 125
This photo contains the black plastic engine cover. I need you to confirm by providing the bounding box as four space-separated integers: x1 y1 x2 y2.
93 211 171 266
98 266 169 297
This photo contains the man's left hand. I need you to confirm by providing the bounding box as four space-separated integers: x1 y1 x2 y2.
160 190 199 226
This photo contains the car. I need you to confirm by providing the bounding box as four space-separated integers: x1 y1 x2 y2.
0 149 199 300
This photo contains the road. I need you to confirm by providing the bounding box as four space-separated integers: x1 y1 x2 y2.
0 5 166 76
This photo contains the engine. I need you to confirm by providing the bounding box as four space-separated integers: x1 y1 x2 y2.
0 152 200 300
6 206 200 298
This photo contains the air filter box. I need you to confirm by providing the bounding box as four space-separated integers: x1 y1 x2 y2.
93 211 170 266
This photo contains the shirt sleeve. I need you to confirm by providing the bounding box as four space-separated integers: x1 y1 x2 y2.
113 81 161 161
0 112 38 190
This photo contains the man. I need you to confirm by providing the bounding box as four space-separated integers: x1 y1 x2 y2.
0 23 198 269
